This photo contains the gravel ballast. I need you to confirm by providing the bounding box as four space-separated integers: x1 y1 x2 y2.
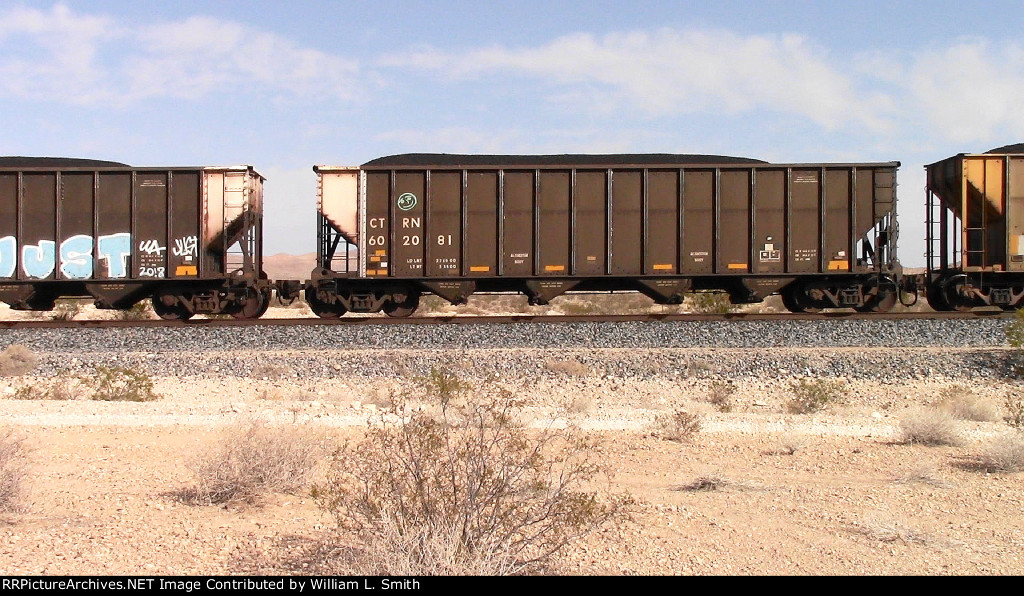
0 317 1012 352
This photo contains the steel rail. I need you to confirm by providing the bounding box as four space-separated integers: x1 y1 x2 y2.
0 310 1012 330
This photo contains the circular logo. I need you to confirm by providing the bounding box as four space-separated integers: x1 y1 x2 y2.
397 193 418 211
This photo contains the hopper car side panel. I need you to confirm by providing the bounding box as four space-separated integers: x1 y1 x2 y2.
0 165 270 319
926 152 1024 310
309 157 901 316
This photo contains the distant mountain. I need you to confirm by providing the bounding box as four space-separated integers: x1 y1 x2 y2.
262 253 315 281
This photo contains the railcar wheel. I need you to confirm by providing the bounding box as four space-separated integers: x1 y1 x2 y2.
781 283 819 313
231 289 271 320
942 275 976 312
305 287 346 319
151 295 194 321
855 277 897 313
925 282 952 312
383 292 419 318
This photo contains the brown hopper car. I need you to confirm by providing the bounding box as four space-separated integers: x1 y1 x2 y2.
0 158 271 319
304 154 902 317
925 144 1024 310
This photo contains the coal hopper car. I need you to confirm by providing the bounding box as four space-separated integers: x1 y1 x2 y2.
303 154 903 316
0 158 271 319
925 144 1024 310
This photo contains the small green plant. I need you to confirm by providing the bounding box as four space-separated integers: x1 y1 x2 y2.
899 407 962 446
707 381 736 412
654 408 702 442
0 345 39 377
315 369 630 575
89 366 159 402
187 421 325 505
0 428 27 513
785 378 845 414
1005 309 1024 373
416 366 473 406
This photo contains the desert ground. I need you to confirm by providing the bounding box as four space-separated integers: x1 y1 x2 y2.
0 289 1022 575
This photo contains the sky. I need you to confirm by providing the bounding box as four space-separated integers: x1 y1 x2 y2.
2 0 1024 265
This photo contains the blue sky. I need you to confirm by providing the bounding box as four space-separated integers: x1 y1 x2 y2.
2 1 1023 264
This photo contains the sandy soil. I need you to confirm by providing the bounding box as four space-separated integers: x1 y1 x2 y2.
0 362 1022 576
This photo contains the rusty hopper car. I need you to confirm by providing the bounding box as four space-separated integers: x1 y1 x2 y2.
0 158 271 319
304 154 902 317
925 144 1024 310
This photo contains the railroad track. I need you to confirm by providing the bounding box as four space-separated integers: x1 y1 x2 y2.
0 309 1013 330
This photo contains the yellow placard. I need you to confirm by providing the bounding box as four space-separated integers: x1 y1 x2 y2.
175 265 198 276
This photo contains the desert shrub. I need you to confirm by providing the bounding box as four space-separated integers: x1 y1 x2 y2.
977 433 1024 472
0 345 39 377
1006 308 1024 348
674 473 759 492
685 292 734 314
115 302 154 321
89 366 158 402
706 381 736 412
773 433 807 455
899 407 962 446
51 299 83 321
416 295 450 315
1005 392 1024 429
653 408 702 442
677 474 728 492
785 378 845 414
12 373 84 401
0 429 27 513
315 370 630 576
188 421 324 505
938 385 999 422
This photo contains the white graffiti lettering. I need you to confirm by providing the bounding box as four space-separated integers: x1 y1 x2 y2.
0 233 133 280
172 235 198 258
139 239 166 255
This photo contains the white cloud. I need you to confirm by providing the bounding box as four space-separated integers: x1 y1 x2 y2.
0 4 360 105
0 3 117 103
906 39 1024 144
121 16 358 102
382 29 897 132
